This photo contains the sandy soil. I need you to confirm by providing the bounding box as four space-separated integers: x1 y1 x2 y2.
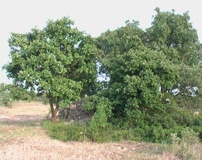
0 101 180 160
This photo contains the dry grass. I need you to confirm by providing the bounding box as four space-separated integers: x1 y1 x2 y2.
0 101 197 160
0 101 50 116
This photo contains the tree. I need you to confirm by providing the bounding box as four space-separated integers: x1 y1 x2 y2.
92 21 179 125
110 49 178 121
88 9 202 143
145 8 202 109
91 9 202 126
3 17 97 122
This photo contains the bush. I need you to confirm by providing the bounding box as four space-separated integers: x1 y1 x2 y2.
0 94 13 108
42 99 202 144
84 95 113 131
0 83 38 107
139 108 202 142
42 121 86 141
42 120 141 143
0 83 13 107
88 106 202 143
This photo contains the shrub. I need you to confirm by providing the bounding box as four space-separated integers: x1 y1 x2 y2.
0 94 13 108
42 121 86 141
141 108 202 142
42 99 202 144
0 83 13 107
42 120 141 143
0 83 38 107
84 95 113 131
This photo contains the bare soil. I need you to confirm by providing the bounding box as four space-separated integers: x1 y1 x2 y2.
0 101 180 160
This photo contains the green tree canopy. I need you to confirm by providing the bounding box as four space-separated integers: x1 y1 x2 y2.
106 48 178 121
3 17 98 122
146 8 202 109
89 8 202 127
90 20 179 125
146 8 201 65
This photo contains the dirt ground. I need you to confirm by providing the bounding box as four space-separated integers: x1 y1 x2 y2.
0 101 181 160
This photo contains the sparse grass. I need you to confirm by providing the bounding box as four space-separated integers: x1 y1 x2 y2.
122 142 178 160
153 128 202 160
0 101 49 143
122 128 202 160
0 122 47 143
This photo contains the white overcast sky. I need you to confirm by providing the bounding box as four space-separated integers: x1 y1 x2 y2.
0 0 201 84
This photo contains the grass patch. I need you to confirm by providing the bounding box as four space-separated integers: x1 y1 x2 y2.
87 125 140 143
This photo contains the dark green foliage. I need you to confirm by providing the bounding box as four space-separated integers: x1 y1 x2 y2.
82 94 202 143
42 109 202 143
108 49 178 120
173 64 202 110
96 20 145 77
132 106 202 142
92 18 179 129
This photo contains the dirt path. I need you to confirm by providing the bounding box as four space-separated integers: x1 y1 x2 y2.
0 101 179 160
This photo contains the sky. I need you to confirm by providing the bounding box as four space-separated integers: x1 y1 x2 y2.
0 0 201 84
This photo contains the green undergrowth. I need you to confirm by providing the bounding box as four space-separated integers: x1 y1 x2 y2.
41 103 202 159
42 120 140 143
42 117 202 144
42 121 85 141
42 106 202 143
42 120 202 159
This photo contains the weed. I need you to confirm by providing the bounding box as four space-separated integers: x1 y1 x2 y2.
166 128 201 160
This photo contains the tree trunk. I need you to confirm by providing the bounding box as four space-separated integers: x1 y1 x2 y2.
51 109 58 122
49 97 60 123
161 85 167 94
